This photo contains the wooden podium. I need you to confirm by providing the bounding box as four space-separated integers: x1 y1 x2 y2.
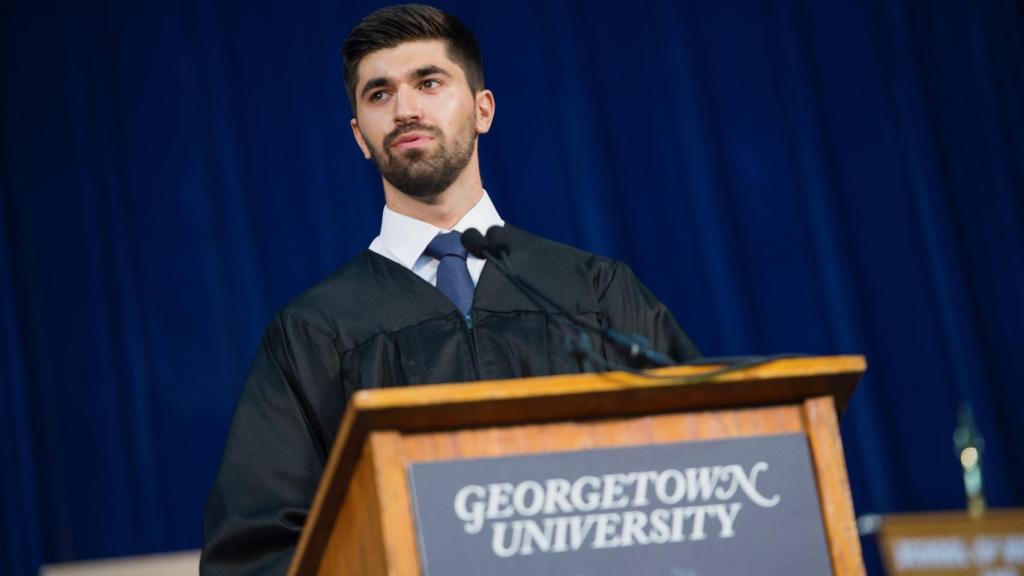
288 355 867 576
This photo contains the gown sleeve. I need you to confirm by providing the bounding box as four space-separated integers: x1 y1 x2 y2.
597 261 702 364
201 311 341 576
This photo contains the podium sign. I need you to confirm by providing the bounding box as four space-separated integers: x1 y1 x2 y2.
878 510 1024 576
409 434 833 576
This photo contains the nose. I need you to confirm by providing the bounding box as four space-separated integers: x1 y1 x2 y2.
392 84 422 125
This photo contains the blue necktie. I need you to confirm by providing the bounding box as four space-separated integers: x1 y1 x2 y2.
424 231 474 317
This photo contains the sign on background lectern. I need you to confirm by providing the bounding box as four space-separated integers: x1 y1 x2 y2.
409 434 833 575
877 510 1024 576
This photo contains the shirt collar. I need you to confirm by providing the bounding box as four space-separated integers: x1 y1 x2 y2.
377 190 505 268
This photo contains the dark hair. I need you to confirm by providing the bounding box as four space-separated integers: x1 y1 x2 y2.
342 4 485 112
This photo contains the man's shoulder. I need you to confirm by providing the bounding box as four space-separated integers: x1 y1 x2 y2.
502 225 634 305
504 225 619 272
272 249 391 336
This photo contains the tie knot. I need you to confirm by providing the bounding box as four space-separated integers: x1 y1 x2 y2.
424 231 468 260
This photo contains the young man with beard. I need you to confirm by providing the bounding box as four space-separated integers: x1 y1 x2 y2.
201 4 700 575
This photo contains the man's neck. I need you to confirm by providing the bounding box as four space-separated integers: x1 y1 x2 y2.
382 163 484 230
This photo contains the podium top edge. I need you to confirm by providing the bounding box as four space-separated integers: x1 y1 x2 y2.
350 354 866 414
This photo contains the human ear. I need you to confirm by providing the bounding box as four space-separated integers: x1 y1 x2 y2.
474 90 495 134
350 118 372 160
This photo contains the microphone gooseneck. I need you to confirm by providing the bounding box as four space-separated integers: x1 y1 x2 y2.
462 227 599 371
461 226 677 370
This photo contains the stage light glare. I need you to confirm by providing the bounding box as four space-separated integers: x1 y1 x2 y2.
960 447 979 469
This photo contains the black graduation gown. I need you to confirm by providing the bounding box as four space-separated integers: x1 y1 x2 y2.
200 225 700 575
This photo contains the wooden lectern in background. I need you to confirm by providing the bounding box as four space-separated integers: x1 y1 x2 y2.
288 355 867 575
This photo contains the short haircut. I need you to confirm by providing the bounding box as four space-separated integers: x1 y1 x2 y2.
342 4 485 113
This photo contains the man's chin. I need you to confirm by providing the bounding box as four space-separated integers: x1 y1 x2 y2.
380 163 451 199
385 179 447 200
393 148 428 162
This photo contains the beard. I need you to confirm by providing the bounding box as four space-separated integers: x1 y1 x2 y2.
364 113 478 199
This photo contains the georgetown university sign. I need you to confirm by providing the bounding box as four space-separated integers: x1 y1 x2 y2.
408 434 833 575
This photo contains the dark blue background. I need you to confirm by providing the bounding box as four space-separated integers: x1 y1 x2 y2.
2 1 1022 574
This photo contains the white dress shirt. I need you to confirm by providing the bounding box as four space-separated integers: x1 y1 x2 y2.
368 191 504 287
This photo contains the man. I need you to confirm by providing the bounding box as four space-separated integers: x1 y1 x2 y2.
201 4 700 574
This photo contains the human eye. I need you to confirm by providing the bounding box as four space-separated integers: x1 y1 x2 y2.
420 78 443 89
367 89 390 103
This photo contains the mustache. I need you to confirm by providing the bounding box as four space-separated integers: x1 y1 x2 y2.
383 123 442 148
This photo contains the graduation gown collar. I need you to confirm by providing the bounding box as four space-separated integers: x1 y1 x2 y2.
362 224 602 317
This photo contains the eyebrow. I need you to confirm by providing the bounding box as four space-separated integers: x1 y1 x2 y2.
359 65 453 100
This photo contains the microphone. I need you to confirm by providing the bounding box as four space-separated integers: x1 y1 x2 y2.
461 228 490 259
484 226 510 257
462 226 677 369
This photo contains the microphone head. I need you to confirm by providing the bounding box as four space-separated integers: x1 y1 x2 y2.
485 225 510 256
461 228 490 258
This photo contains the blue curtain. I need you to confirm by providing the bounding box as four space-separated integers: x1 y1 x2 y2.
2 0 1022 574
